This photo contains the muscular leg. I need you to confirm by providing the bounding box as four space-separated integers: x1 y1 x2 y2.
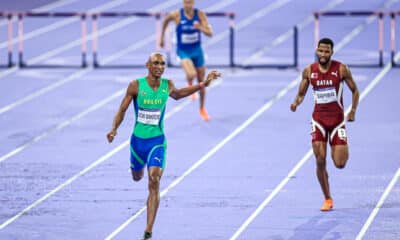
331 144 348 169
145 166 163 234
312 141 331 200
196 66 206 109
181 59 197 86
131 168 144 182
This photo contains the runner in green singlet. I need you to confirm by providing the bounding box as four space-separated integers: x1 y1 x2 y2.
106 52 221 240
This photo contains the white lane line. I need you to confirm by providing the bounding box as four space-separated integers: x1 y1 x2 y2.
0 138 127 230
0 0 282 115
0 0 323 232
104 72 299 240
0 0 181 114
243 0 398 65
355 168 400 240
354 52 400 240
0 78 222 230
0 0 130 51
205 0 293 47
0 0 178 80
228 39 400 240
0 0 235 162
0 90 124 163
29 0 78 12
0 0 299 236
0 0 78 27
229 148 312 240
242 0 345 65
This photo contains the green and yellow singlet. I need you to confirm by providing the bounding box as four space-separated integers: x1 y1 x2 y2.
133 77 169 139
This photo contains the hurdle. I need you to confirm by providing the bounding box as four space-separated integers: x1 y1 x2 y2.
16 11 88 68
90 11 237 68
164 12 239 68
390 11 400 67
91 11 162 68
314 11 385 67
239 25 298 69
2 10 301 69
0 12 15 68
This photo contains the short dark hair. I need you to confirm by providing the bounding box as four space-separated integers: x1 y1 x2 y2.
318 38 334 49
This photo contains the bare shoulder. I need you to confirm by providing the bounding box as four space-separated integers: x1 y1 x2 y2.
129 79 138 87
127 79 139 95
302 65 311 78
339 62 349 71
198 9 209 20
339 63 351 78
197 9 206 16
173 9 180 16
164 10 179 22
169 10 180 19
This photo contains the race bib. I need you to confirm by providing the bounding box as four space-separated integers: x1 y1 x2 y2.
338 128 347 139
313 87 337 104
137 108 161 125
181 32 199 44
311 122 316 133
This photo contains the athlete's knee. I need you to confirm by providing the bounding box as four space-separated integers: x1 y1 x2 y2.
335 163 346 169
332 147 348 169
186 72 196 81
131 170 144 182
148 174 161 191
333 159 347 169
132 175 143 182
314 153 326 167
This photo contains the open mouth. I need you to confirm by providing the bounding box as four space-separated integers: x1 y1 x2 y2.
319 57 328 64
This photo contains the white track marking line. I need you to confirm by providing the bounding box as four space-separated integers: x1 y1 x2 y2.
0 0 179 80
354 52 400 240
0 0 235 161
229 148 312 240
0 0 78 27
355 168 400 240
0 0 237 163
0 90 124 163
0 0 181 114
243 0 344 65
0 0 329 232
205 0 292 47
0 0 306 234
0 0 284 115
244 0 398 65
110 4 383 238
104 72 299 240
229 34 400 240
0 78 222 230
0 0 130 51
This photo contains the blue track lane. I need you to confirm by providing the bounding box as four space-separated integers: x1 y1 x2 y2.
0 1 399 239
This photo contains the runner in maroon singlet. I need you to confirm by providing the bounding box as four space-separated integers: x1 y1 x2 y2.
290 38 360 211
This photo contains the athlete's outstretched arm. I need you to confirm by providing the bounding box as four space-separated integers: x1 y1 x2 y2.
107 81 138 143
169 70 221 100
196 10 213 37
341 64 359 121
159 11 178 48
290 66 310 112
